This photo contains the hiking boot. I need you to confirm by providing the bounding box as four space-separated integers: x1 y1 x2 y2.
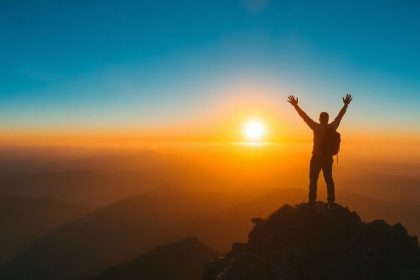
327 202 336 209
306 200 316 208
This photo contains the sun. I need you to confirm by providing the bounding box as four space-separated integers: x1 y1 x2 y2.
242 119 267 142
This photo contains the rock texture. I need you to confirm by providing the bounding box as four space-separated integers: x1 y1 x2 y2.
204 202 420 280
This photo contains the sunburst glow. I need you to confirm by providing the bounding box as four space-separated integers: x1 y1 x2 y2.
243 119 267 142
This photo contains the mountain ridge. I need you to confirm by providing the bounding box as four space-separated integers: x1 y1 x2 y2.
204 202 420 280
1 189 420 279
93 237 220 280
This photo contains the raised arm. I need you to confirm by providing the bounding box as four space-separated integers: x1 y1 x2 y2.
287 95 316 130
331 94 352 129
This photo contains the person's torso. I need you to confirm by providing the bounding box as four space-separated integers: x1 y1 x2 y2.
312 123 336 156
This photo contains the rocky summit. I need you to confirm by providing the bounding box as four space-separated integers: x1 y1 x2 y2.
203 202 420 280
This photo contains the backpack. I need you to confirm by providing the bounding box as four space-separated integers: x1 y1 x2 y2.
321 128 341 156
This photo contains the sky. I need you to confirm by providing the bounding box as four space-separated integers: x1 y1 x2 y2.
1 0 420 144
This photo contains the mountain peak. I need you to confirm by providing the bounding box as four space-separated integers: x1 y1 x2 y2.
204 202 420 280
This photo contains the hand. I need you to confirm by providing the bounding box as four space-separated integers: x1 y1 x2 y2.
287 95 299 107
343 94 352 106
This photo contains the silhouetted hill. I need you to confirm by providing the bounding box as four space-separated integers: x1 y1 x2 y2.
204 203 420 280
93 237 220 280
0 192 250 280
0 193 85 264
2 189 420 280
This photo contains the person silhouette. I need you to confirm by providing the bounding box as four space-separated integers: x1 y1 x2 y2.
288 94 353 206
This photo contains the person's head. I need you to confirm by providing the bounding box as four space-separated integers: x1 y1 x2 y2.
319 112 329 125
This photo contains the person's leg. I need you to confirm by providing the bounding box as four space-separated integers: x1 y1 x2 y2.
322 156 335 204
309 156 322 204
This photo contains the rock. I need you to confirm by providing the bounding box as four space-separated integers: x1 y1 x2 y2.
401 269 420 280
203 202 420 280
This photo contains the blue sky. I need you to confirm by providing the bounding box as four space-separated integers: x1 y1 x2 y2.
1 0 419 135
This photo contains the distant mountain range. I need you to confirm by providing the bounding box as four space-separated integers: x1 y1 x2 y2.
93 237 220 280
0 191 251 279
0 170 159 208
1 187 419 279
0 193 85 264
